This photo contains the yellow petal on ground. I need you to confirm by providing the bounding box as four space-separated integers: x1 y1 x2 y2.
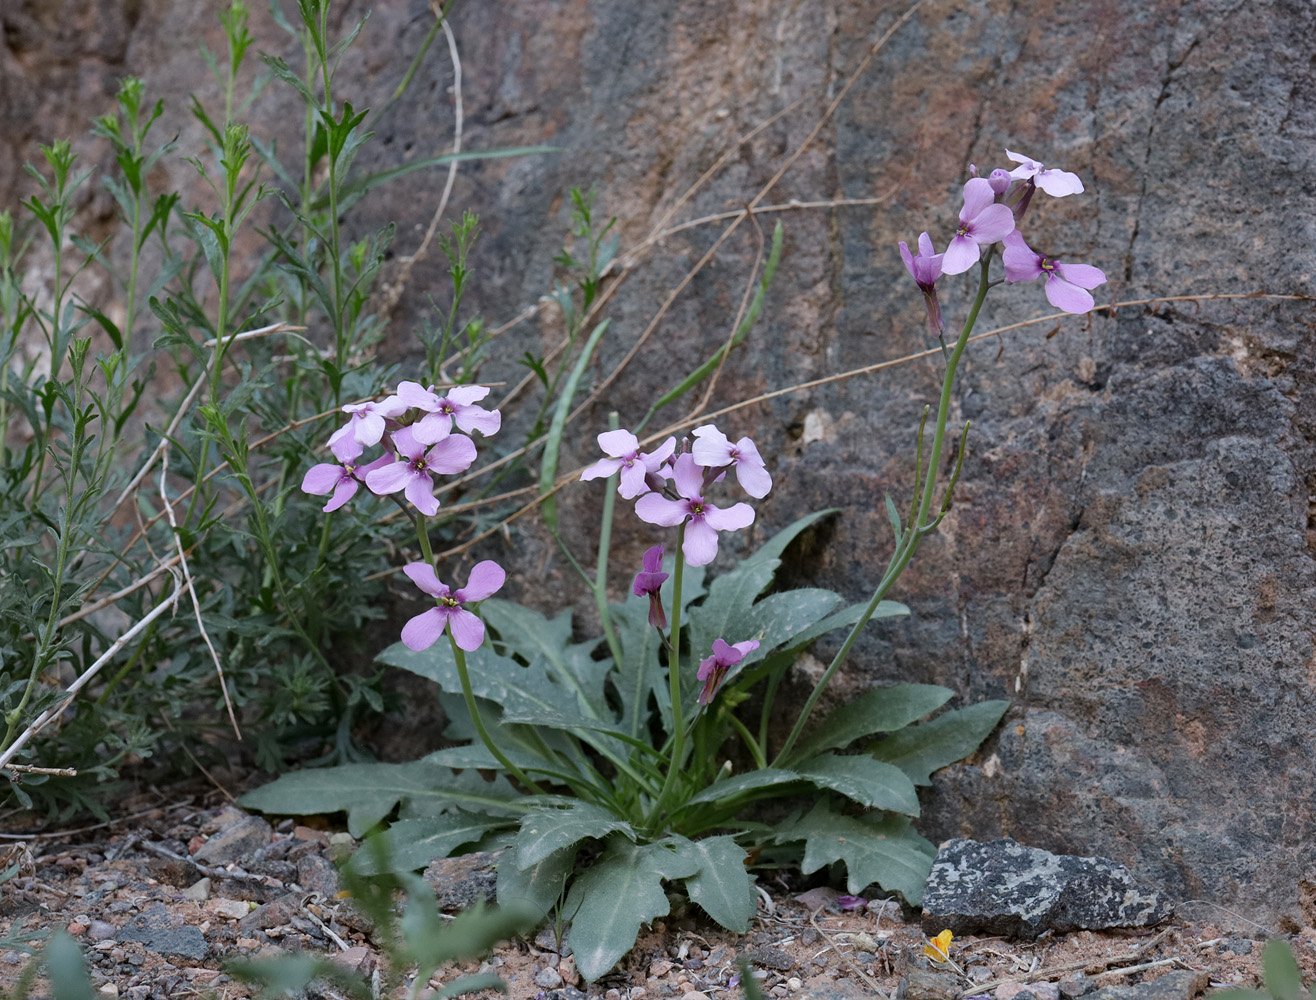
924 929 953 962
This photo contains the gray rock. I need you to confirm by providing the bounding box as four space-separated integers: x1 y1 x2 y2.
1085 971 1208 1000
421 850 499 909
897 971 963 1000
87 920 116 942
236 896 300 934
116 904 208 961
295 854 340 899
746 947 794 971
535 966 565 989
922 839 1173 939
193 814 272 866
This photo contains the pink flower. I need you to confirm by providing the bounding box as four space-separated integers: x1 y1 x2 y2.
634 454 755 566
1005 149 1085 197
942 178 1016 275
328 395 408 451
632 545 669 629
301 435 395 513
691 425 772 499
1001 231 1107 314
394 381 501 445
899 232 946 337
696 638 759 704
364 425 477 516
580 430 677 500
400 560 505 651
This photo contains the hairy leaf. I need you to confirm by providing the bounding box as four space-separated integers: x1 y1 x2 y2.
497 844 575 920
869 700 1009 785
792 753 920 815
350 812 509 875
516 801 633 870
671 835 757 932
680 768 801 809
788 684 954 763
565 838 699 981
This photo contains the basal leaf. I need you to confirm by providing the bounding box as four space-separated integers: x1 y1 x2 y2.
565 837 699 981
776 801 937 904
350 812 508 875
791 753 920 815
787 683 954 763
741 588 841 664
679 768 801 809
670 835 756 932
516 801 633 870
481 600 612 719
1263 939 1304 1000
869 700 1009 785
240 761 452 838
496 844 575 919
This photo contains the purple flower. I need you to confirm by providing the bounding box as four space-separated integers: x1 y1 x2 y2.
986 168 1012 195
395 381 501 445
580 430 677 500
942 177 1016 275
328 395 408 451
400 560 505 651
632 545 670 628
697 638 760 704
364 425 477 516
1001 231 1107 314
691 425 772 498
634 454 755 566
898 232 946 337
836 895 868 912
301 435 395 513
1005 149 1085 197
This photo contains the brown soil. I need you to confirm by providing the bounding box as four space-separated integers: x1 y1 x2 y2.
0 793 1311 1000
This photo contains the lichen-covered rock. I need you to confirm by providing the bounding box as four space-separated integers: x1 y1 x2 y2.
921 839 1173 939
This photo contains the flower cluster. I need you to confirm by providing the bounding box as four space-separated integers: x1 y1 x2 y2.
302 381 505 652
581 423 771 568
899 148 1107 335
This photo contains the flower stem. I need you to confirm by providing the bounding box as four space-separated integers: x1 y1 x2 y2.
772 253 992 766
449 634 546 795
648 524 687 828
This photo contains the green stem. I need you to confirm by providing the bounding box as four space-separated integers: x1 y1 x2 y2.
449 636 546 795
772 254 992 767
647 524 687 828
726 712 766 771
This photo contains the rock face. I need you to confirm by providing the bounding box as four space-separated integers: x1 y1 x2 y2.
921 838 1174 939
2 0 1314 925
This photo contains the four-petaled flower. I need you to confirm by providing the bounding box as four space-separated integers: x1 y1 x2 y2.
580 430 677 500
924 929 954 963
697 638 760 704
899 232 947 337
400 560 505 651
942 178 1016 275
1001 231 1107 314
394 381 502 445
329 395 407 451
632 545 670 628
691 425 772 498
1005 149 1085 197
365 425 476 516
301 434 394 513
635 454 755 566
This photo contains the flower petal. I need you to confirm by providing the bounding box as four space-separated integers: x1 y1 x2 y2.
959 177 995 221
401 608 446 650
331 429 365 462
404 474 440 516
731 639 760 659
1036 168 1084 197
458 560 506 602
425 433 478 475
447 607 487 651
635 493 689 527
618 462 650 499
445 384 490 405
734 461 772 498
1044 274 1096 314
391 426 426 462
941 235 981 275
1052 261 1107 290
403 561 449 598
581 457 625 482
597 428 639 458
365 461 411 496
303 462 346 496
703 501 755 532
683 517 720 566
323 477 359 512
642 544 665 573
395 380 442 411
691 425 734 468
671 453 705 499
968 203 1015 244
454 405 501 437
411 411 453 445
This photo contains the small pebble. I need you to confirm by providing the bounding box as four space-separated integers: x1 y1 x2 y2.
787 979 802 992
88 920 116 942
67 921 88 936
97 986 118 997
681 992 709 1000
535 967 564 989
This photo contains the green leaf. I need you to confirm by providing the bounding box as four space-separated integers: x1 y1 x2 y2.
1263 939 1304 1000
775 801 936 904
436 972 509 998
671 835 756 932
45 931 94 1000
481 600 613 719
742 588 842 664
497 844 575 919
397 879 537 985
239 762 523 838
350 813 508 875
539 318 611 532
788 684 954 763
792 753 920 815
565 837 699 981
680 768 801 808
869 700 1009 786
516 801 633 870
885 494 903 540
